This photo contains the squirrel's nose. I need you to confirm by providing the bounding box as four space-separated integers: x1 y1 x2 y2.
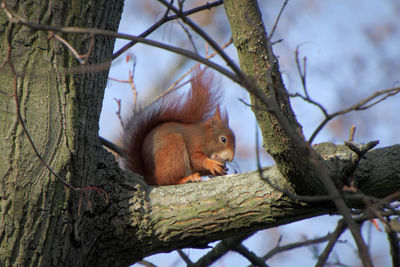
212 149 234 162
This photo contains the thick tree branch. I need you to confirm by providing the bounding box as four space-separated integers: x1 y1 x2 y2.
110 144 400 263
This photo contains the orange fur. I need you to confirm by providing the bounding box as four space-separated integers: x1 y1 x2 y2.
121 70 235 186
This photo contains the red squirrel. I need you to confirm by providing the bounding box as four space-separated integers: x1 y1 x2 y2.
121 70 235 186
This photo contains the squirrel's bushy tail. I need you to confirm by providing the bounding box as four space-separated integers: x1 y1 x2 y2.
121 69 221 176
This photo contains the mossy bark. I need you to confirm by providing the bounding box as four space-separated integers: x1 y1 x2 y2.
224 0 324 195
137 144 400 259
0 0 126 266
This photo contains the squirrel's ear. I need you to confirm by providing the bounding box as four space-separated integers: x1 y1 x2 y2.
213 105 222 121
211 105 229 127
209 105 222 127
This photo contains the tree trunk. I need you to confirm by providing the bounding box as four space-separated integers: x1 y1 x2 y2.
0 0 125 265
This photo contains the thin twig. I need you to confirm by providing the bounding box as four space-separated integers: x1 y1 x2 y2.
348 125 356 143
1 9 240 84
315 220 347 267
152 37 233 103
109 55 138 111
262 233 332 262
177 20 198 54
112 0 224 60
292 45 328 116
48 31 96 65
192 234 252 267
157 0 243 78
232 244 269 267
112 97 124 128
177 249 194 265
289 92 328 117
270 0 288 39
308 87 400 144
100 137 124 157
295 45 308 98
292 45 400 145
137 260 157 267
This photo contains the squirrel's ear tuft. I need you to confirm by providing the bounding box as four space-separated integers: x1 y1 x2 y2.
210 105 230 127
213 105 229 126
213 105 222 120
209 105 221 127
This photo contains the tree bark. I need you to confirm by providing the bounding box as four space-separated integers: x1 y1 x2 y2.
0 0 124 266
136 144 400 257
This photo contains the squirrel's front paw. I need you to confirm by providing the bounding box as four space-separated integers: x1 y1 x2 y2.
179 173 202 184
204 158 227 176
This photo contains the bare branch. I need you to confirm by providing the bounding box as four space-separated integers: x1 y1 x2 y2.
177 20 199 54
232 244 269 267
1 8 240 84
261 233 332 262
49 33 86 64
348 125 356 143
308 87 400 143
112 97 124 128
270 0 289 39
177 249 194 265
109 56 138 111
291 45 328 116
315 220 347 267
192 234 252 267
112 0 224 60
137 260 157 267
153 38 233 103
291 45 400 145
157 0 243 78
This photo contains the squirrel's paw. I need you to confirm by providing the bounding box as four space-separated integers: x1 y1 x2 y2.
204 158 227 176
179 173 202 184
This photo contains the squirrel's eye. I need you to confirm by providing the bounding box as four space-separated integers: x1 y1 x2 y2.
220 136 227 143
